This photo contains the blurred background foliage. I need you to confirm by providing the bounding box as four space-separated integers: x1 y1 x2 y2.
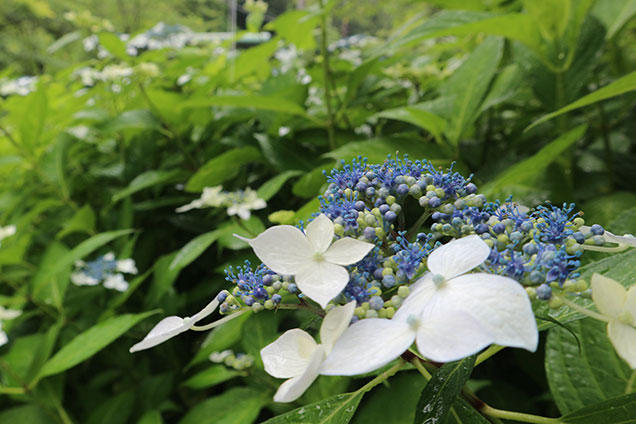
0 0 635 422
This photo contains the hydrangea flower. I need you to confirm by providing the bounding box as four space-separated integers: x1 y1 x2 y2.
71 253 138 292
261 302 356 402
130 295 222 353
237 214 374 308
0 306 22 347
176 186 226 212
322 236 538 374
591 273 636 368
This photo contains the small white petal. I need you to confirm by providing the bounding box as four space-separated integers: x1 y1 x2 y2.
238 226 313 275
393 274 436 322
273 345 325 403
71 272 99 286
320 301 356 353
103 252 116 261
295 261 349 309
191 296 221 323
0 307 21 320
209 349 233 363
426 235 490 280
624 287 636 318
415 307 494 363
261 329 318 379
324 238 374 266
175 199 205 213
305 214 334 253
321 318 414 376
608 321 636 369
0 328 7 347
103 274 129 291
129 316 189 353
442 273 538 352
592 273 625 319
116 259 138 274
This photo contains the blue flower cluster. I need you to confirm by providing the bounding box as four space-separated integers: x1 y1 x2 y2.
224 155 612 315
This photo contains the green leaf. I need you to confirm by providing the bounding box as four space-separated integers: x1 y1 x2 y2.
608 206 636 236
113 169 185 202
439 37 504 145
19 87 48 148
241 312 279 368
186 147 262 192
169 230 220 271
528 70 636 130
257 170 303 201
145 253 180 307
0 405 49 424
374 107 447 144
179 387 266 424
101 110 161 133
592 0 636 39
86 391 135 424
138 410 163 424
582 192 636 227
414 355 477 424
47 229 134 278
351 371 426 424
57 204 96 238
478 64 524 114
98 32 128 60
37 311 157 380
267 11 320 50
182 365 243 390
443 398 490 424
30 242 72 308
324 137 447 164
546 318 632 415
292 166 328 198
181 95 309 117
561 393 636 423
261 392 364 424
481 125 587 198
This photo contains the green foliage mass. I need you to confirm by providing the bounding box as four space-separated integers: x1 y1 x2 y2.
0 0 636 422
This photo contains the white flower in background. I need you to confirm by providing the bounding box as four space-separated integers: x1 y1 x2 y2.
99 64 134 81
71 253 137 291
209 349 233 363
226 188 266 220
0 77 38 97
322 236 538 374
176 186 226 212
0 306 22 347
238 214 374 308
103 273 129 292
262 302 356 402
130 296 221 352
591 273 636 368
0 225 16 246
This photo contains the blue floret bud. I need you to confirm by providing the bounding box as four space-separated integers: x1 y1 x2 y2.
536 283 552 300
363 227 376 240
475 223 489 234
382 274 396 288
572 231 585 244
354 201 366 211
384 211 397 222
493 223 506 234
369 296 384 310
590 224 604 235
429 197 441 208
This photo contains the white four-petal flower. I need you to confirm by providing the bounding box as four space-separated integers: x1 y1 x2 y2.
238 214 374 309
591 273 636 369
322 235 538 375
129 296 220 353
261 301 356 402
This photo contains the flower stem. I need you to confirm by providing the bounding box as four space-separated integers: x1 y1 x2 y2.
480 405 562 424
475 345 505 366
411 358 432 380
191 308 248 331
556 296 611 323
356 360 405 394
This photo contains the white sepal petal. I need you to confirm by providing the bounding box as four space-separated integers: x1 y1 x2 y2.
0 326 7 347
191 296 221 323
320 301 356 353
608 321 636 369
129 316 189 353
237 226 313 275
393 274 436 322
261 329 318 379
415 308 494 363
324 238 374 266
273 345 325 403
320 318 414 376
426 235 490 280
592 273 626 319
442 273 538 352
294 262 350 309
305 214 334 253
